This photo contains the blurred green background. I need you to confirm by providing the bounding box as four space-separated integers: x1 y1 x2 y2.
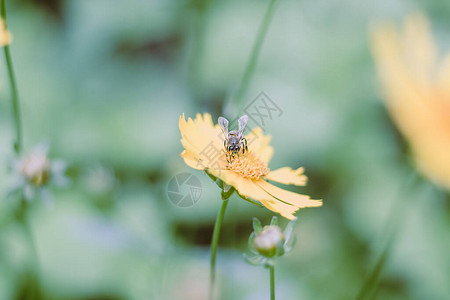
0 0 449 299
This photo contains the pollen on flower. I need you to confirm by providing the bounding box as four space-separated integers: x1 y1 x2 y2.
226 151 269 179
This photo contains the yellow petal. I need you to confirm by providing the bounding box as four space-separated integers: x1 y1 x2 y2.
179 112 322 217
234 176 299 220
371 22 415 98
403 13 436 81
179 113 226 169
245 127 273 164
265 167 307 186
180 150 204 170
436 53 450 96
208 169 287 217
259 198 299 220
371 14 450 190
255 180 322 209
209 169 317 220
371 19 432 140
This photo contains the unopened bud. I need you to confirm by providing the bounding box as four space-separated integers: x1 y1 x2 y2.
253 225 284 257
22 153 51 186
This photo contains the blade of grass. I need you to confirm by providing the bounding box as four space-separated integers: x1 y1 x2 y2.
233 0 280 109
355 172 421 300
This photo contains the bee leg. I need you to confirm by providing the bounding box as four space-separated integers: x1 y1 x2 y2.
227 151 233 164
242 138 248 153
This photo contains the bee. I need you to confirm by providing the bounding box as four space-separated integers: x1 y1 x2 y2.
218 115 249 162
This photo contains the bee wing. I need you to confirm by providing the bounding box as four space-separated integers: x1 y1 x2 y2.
238 115 248 134
218 116 229 137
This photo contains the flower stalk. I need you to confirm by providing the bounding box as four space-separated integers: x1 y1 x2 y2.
17 198 41 300
209 198 229 300
1 3 41 298
245 217 296 300
1 0 22 154
269 264 275 300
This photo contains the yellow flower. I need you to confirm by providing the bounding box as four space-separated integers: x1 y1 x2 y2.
371 13 450 190
0 18 12 46
179 113 322 220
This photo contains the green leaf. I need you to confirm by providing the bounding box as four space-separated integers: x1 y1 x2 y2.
221 186 235 200
252 217 262 233
270 216 278 226
248 231 258 254
243 253 266 266
284 218 297 244
284 218 297 253
264 258 276 268
205 170 217 182
205 170 224 189
284 235 296 254
223 184 231 193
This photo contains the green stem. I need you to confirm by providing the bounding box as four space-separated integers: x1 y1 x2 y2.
18 199 41 300
1 0 22 154
209 199 229 300
355 172 420 300
233 0 280 109
269 264 275 300
1 4 40 298
187 0 212 96
356 245 389 300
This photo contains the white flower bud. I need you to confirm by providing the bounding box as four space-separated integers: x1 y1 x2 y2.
253 225 284 257
22 153 51 186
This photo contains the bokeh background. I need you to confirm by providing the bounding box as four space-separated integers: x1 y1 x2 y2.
0 0 449 299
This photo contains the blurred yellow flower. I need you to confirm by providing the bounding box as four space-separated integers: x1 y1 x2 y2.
0 18 12 46
371 13 450 190
179 113 322 220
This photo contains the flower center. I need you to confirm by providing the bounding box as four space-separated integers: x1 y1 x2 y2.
226 151 269 179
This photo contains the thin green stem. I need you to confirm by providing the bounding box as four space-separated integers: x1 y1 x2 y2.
269 264 275 300
1 0 22 154
18 199 41 300
187 0 212 96
356 245 389 300
1 3 40 298
209 199 229 300
355 172 420 300
233 0 280 109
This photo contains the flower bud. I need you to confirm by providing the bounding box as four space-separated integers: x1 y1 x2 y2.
22 153 51 186
253 225 284 257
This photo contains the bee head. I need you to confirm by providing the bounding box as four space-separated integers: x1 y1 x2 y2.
228 145 240 152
